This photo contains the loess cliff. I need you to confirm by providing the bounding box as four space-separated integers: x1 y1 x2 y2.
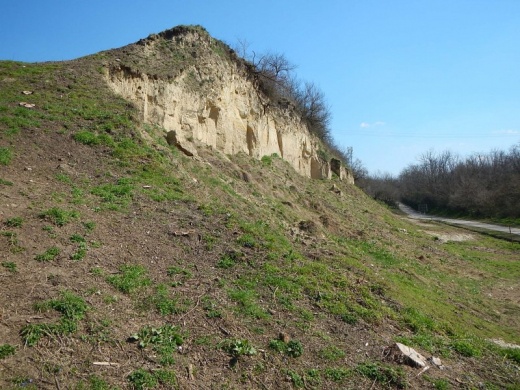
103 25 353 183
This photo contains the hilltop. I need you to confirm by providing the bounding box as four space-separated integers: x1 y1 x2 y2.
0 25 519 389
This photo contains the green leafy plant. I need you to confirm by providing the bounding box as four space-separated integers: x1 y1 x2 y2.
220 338 257 358
129 325 184 366
268 338 303 357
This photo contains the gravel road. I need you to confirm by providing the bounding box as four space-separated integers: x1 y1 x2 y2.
398 203 520 236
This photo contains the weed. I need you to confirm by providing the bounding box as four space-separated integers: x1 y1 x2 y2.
39 207 79 226
269 339 286 353
2 261 17 273
220 338 257 357
0 344 16 359
35 246 60 262
0 147 13 165
5 216 23 227
129 324 184 366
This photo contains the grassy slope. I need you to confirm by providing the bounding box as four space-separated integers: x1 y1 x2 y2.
0 59 519 390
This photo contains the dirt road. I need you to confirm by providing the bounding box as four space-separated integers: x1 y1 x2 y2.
398 203 520 236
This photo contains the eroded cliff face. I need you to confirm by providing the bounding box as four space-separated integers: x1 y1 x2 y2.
104 26 353 183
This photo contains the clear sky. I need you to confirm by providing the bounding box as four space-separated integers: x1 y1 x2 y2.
1 0 519 175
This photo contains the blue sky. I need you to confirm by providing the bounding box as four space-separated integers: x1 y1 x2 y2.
1 0 519 175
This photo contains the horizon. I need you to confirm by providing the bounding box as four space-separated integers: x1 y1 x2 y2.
1 0 519 175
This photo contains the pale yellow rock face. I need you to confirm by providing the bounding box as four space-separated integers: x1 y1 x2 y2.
105 30 353 183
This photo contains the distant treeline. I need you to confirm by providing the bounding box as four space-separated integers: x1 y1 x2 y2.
358 143 520 219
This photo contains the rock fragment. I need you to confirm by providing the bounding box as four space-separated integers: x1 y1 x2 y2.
386 342 428 368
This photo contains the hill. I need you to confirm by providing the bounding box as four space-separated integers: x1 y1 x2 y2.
1 25 519 389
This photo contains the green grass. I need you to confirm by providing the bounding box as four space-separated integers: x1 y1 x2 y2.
4 216 23 227
35 246 60 262
0 178 13 186
228 287 270 319
0 147 13 165
20 291 89 346
145 284 181 315
127 368 177 390
91 178 133 210
106 264 151 294
319 344 345 361
355 362 407 388
39 207 79 226
1 261 17 273
0 344 16 359
1 231 25 253
73 130 114 146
